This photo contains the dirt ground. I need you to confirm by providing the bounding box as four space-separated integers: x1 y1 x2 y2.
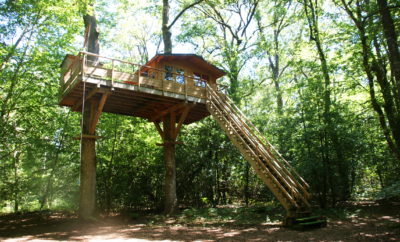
0 201 399 241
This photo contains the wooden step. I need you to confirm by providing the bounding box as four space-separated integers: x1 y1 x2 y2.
284 215 327 230
293 218 327 230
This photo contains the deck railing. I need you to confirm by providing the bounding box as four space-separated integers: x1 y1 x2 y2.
60 51 212 99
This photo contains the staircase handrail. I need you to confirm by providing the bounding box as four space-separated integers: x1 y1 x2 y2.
206 91 299 209
206 85 310 206
206 84 311 202
212 85 310 190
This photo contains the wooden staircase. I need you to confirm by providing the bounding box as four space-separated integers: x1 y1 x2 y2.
205 85 319 225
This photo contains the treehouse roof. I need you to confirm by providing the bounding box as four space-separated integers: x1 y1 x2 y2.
146 53 226 79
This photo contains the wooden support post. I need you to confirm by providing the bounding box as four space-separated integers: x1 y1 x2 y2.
138 66 142 89
163 113 176 215
78 92 108 219
153 103 194 215
173 104 193 140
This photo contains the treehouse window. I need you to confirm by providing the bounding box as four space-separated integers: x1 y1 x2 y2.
140 71 148 77
164 65 173 81
193 72 202 87
202 74 209 83
176 68 185 84
194 72 208 87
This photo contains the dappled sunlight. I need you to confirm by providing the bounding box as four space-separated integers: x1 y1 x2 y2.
1 202 399 241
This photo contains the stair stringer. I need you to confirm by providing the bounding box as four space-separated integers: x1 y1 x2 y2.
206 101 296 212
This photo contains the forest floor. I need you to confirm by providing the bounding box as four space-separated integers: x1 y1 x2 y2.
0 200 399 241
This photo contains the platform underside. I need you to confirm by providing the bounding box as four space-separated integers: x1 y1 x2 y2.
59 76 210 124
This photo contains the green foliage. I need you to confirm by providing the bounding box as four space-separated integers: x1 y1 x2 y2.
376 181 400 201
147 204 283 226
1 0 399 215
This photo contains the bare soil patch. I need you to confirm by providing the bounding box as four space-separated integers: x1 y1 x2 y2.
0 201 399 241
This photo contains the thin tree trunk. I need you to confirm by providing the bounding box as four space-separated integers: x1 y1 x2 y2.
40 111 71 210
377 0 400 102
340 0 400 162
13 152 20 213
106 116 119 213
304 0 350 204
244 162 250 206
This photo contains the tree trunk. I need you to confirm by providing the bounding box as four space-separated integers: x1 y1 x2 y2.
377 0 400 102
269 29 283 114
162 0 172 54
40 111 71 210
163 114 177 215
340 0 400 163
161 0 204 54
305 0 350 204
13 152 20 213
79 99 98 219
83 11 100 64
244 162 250 206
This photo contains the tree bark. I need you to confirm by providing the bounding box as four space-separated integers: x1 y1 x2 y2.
244 162 250 206
79 99 98 219
162 0 173 54
162 0 204 54
163 113 177 215
304 0 351 202
339 0 400 162
377 0 400 103
83 10 100 64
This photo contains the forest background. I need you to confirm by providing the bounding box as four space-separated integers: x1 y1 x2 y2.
1 0 399 214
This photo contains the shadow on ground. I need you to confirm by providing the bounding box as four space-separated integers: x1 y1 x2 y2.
1 201 399 241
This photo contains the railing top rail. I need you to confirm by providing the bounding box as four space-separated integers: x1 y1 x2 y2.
206 83 310 190
78 51 208 84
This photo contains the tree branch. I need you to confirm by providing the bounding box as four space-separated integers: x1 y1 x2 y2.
167 0 205 29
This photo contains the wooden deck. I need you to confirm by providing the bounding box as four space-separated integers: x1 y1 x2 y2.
59 52 212 124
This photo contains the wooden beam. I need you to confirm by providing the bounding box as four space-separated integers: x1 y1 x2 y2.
149 102 186 122
173 104 194 140
133 101 157 115
72 86 111 111
72 86 99 111
89 92 109 134
154 121 164 140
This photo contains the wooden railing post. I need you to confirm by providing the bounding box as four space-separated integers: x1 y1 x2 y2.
111 59 114 89
138 65 141 89
162 72 164 96
81 52 86 78
184 78 188 100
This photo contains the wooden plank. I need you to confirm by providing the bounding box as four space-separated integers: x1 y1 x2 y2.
72 87 112 111
150 102 186 122
89 92 109 134
72 87 99 111
154 122 164 140
173 104 194 140
85 66 109 78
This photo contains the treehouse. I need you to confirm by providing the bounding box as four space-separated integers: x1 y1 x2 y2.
59 52 225 124
59 51 325 228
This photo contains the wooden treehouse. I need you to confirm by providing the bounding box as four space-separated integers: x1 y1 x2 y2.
59 51 325 228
